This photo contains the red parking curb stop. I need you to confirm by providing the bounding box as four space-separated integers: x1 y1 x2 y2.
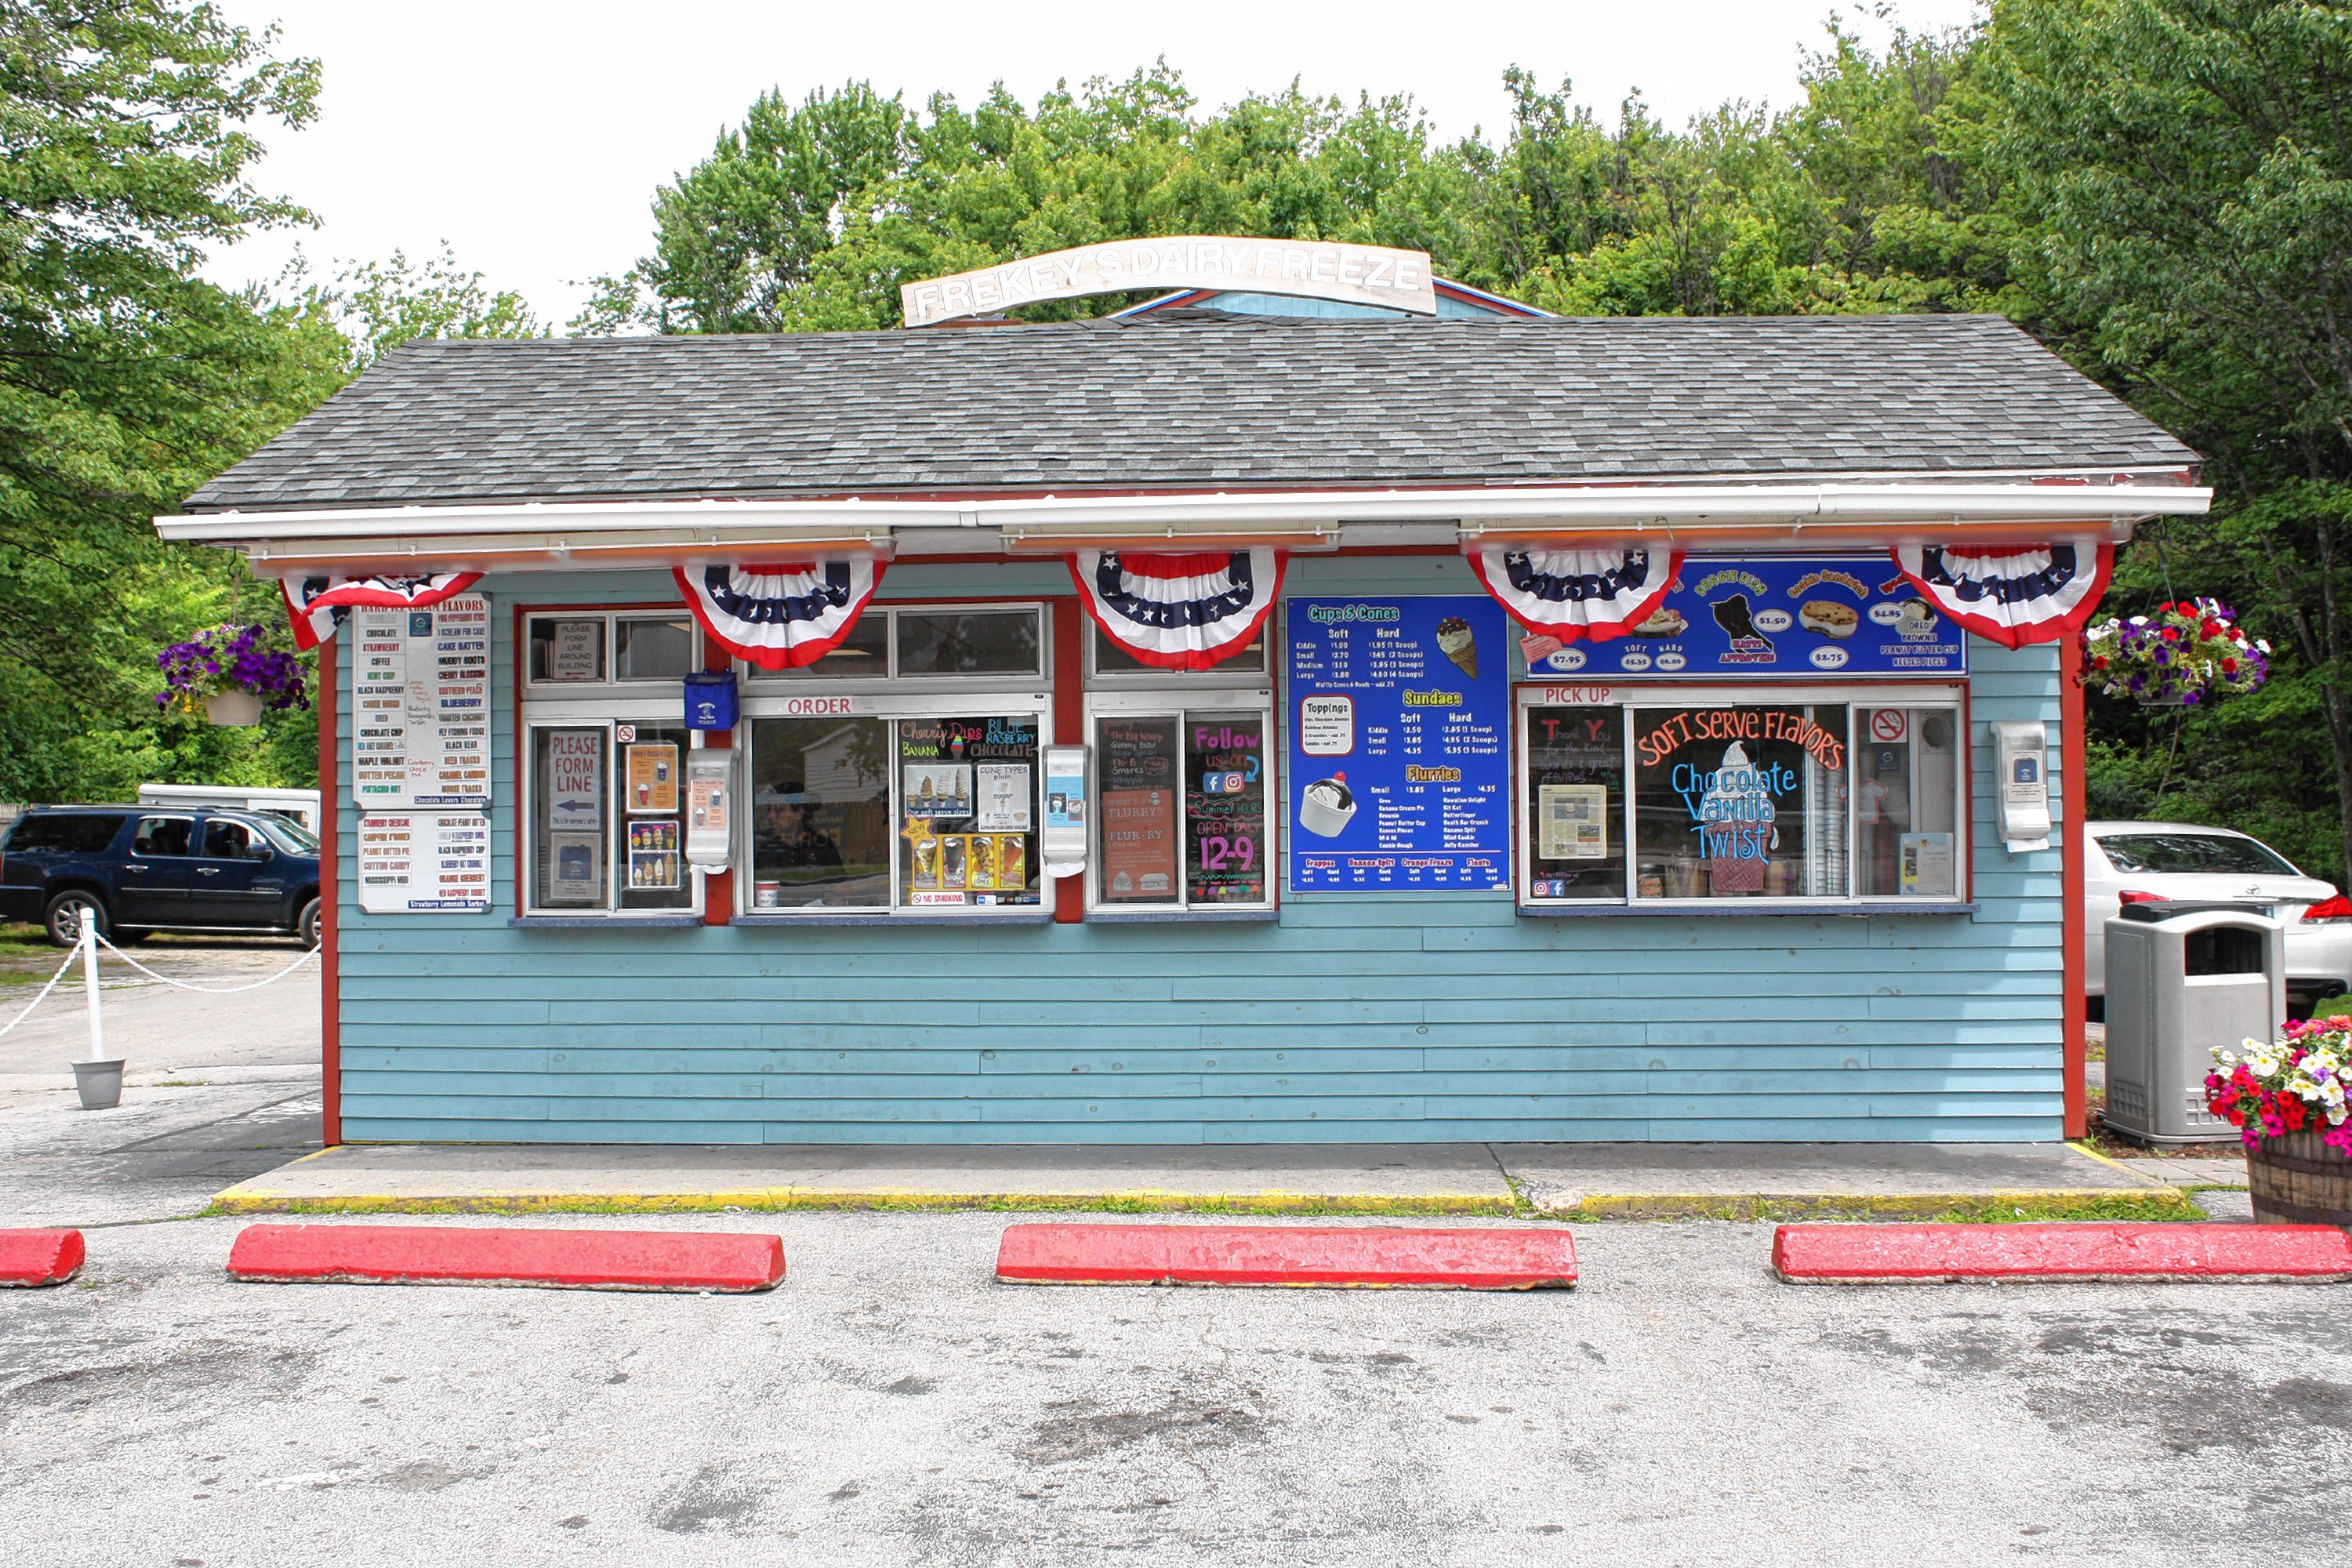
227 1224 786 1293
996 1223 1577 1289
0 1229 85 1287
1773 1222 2352 1284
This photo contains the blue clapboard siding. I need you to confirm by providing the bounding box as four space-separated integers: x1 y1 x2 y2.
335 558 2067 1144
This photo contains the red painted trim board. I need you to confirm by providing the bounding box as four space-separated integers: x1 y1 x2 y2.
1051 597 1084 925
316 631 341 1146
996 1223 1576 1289
1773 1223 2352 1284
0 1229 84 1287
2060 633 2090 1138
227 1224 786 1293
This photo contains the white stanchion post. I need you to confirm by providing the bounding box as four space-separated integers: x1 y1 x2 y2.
80 920 103 1062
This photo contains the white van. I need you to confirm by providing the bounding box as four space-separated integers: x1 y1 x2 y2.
136 783 323 837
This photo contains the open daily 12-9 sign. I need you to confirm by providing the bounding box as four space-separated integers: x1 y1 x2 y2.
1526 556 1968 678
1284 595 1511 893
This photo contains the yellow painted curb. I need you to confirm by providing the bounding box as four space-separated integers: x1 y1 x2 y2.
206 1186 1522 1218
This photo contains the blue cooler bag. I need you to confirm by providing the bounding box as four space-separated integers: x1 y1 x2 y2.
684 670 739 731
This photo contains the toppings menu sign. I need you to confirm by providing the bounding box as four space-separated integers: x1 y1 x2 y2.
1285 596 1510 892
350 597 492 808
1528 557 1967 679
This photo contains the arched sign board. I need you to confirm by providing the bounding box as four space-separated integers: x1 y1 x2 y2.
901 237 1438 327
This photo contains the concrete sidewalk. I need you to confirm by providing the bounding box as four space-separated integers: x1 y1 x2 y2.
210 1139 2202 1220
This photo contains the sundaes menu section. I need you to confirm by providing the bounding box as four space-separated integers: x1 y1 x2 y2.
350 597 492 808
1284 595 1510 892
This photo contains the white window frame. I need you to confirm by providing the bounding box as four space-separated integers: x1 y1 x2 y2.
735 685 1055 920
1084 620 1272 684
1083 685 1278 915
523 609 699 691
520 706 707 919
1512 681 1972 909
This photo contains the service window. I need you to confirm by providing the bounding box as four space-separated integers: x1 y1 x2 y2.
741 705 1048 915
524 721 699 916
1086 630 1276 913
1515 684 1968 908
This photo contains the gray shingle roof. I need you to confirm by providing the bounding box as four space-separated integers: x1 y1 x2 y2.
183 313 2198 512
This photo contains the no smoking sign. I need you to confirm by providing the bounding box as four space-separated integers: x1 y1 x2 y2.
1869 709 1908 743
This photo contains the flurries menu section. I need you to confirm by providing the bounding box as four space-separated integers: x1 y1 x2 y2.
1284 595 1510 892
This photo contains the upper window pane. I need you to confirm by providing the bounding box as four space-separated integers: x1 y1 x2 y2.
747 717 892 909
1630 704 1849 899
895 610 1040 677
1093 625 1267 677
530 618 607 683
616 619 695 681
762 611 888 679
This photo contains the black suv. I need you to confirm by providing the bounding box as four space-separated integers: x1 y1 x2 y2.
0 805 323 948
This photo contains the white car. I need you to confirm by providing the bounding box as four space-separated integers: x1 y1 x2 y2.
2086 820 2352 1018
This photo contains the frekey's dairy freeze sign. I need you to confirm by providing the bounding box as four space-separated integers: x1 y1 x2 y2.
901 238 1438 326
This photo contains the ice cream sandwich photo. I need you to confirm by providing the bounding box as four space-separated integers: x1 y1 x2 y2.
1797 599 1859 639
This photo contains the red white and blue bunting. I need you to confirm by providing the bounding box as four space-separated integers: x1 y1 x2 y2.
1466 545 1686 643
1890 540 2114 649
1069 548 1287 671
673 558 888 670
279 572 485 651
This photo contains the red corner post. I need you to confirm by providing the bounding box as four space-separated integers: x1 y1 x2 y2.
2060 631 2089 1139
699 625 735 927
316 630 342 1146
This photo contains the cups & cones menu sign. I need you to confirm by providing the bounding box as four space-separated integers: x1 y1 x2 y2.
350 597 492 808
1285 596 1510 892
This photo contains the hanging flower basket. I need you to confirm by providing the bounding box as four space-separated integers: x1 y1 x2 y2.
157 623 308 724
2078 597 2268 708
2207 1019 2352 1226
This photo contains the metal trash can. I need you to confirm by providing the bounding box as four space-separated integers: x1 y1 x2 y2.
2103 906 2285 1144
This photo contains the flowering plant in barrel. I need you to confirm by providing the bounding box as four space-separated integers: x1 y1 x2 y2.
2209 1019 2352 1226
2078 597 2268 706
157 622 308 724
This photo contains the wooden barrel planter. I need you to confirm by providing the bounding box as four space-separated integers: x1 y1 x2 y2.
2247 1131 2352 1227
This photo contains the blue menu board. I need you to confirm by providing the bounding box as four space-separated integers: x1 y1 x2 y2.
1285 595 1511 892
1526 556 1968 679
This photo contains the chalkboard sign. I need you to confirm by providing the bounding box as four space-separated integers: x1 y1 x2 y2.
1185 715 1267 903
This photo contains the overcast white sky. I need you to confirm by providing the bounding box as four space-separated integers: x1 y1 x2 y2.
201 0 1987 326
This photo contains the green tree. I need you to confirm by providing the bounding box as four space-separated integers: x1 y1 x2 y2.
0 0 348 804
1991 0 2352 880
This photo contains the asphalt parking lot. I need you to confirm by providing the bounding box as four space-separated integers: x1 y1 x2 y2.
2 943 2345 1566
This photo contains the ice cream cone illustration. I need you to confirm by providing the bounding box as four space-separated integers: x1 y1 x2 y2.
1436 616 1479 678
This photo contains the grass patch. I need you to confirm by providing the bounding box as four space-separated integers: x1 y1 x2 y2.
206 1190 1526 1219
1542 1191 2204 1224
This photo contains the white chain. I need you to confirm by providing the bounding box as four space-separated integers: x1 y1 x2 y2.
92 932 318 994
0 947 80 1039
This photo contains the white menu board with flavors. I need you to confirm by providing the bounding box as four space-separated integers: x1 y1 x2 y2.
350 597 492 808
356 813 492 913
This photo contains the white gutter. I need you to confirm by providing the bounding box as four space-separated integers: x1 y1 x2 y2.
156 481 2211 550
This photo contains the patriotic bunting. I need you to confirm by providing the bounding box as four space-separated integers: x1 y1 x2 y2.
673 558 887 670
279 572 484 651
1889 540 2114 649
1069 548 1286 671
1466 545 1685 643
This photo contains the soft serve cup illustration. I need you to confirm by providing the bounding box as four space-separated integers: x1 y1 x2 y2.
1298 771 1358 837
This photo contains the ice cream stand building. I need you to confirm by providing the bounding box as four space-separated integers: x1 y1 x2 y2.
162 238 2208 1147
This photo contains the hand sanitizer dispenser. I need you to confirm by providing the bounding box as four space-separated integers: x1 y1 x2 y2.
1991 720 2051 852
